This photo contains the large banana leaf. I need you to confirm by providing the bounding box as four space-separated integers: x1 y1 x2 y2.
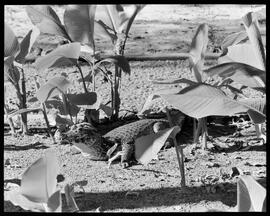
95 55 130 74
26 5 70 40
218 43 265 71
152 77 198 86
119 4 145 34
94 5 144 40
159 83 265 124
242 12 265 70
237 175 266 212
66 92 101 109
238 97 266 114
15 27 40 64
4 149 61 212
64 5 96 51
36 77 71 103
135 126 180 165
189 23 209 82
4 56 20 85
204 62 265 91
94 20 117 42
137 88 181 116
95 5 124 34
221 31 248 49
35 42 81 72
4 22 20 57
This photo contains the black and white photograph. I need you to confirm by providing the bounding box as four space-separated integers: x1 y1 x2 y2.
4 4 266 212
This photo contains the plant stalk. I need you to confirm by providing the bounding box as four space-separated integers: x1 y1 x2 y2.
76 64 88 93
166 108 185 187
112 33 127 120
32 73 55 144
20 68 28 134
42 103 56 144
194 118 203 144
4 104 16 135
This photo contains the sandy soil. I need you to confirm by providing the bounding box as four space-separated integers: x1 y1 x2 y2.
4 4 266 212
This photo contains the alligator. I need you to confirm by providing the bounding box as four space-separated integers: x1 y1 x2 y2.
56 111 185 168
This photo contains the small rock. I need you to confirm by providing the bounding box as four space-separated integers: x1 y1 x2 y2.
184 157 191 162
205 186 211 193
125 191 139 199
230 167 242 177
57 174 65 183
206 162 220 168
234 156 242 160
95 207 103 212
5 159 11 166
211 186 216 194
242 145 251 151
244 161 253 166
225 161 231 165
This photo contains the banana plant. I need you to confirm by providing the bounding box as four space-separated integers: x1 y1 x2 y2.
4 22 42 135
204 12 266 142
26 5 134 122
139 21 266 150
94 4 145 119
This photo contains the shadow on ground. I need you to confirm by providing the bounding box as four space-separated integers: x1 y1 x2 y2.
4 176 266 212
4 142 49 151
76 176 266 212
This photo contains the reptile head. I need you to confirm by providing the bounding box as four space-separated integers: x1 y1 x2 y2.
60 122 99 143
153 121 169 133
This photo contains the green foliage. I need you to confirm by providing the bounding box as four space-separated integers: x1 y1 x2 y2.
36 77 72 103
159 83 265 124
204 62 265 92
237 175 266 212
35 42 81 72
26 5 71 40
4 22 20 57
4 22 41 134
26 5 135 121
135 126 180 165
64 5 96 51
5 149 61 212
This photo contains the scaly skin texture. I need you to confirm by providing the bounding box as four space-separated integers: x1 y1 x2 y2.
58 110 186 167
58 119 170 163
103 119 170 167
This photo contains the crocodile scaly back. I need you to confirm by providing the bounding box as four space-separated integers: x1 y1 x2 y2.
104 119 170 165
103 119 170 143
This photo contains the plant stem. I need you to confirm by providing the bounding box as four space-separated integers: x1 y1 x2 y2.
76 64 88 93
166 108 186 187
194 118 203 144
32 71 55 144
20 67 28 134
112 33 127 120
4 104 16 135
60 92 73 124
193 118 197 141
42 103 56 144
92 52 96 91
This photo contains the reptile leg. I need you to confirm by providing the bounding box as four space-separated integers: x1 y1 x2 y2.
107 151 123 168
121 141 135 169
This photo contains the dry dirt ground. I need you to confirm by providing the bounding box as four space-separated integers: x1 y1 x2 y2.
4 4 266 212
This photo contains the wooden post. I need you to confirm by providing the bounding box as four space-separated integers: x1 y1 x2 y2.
165 108 185 187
